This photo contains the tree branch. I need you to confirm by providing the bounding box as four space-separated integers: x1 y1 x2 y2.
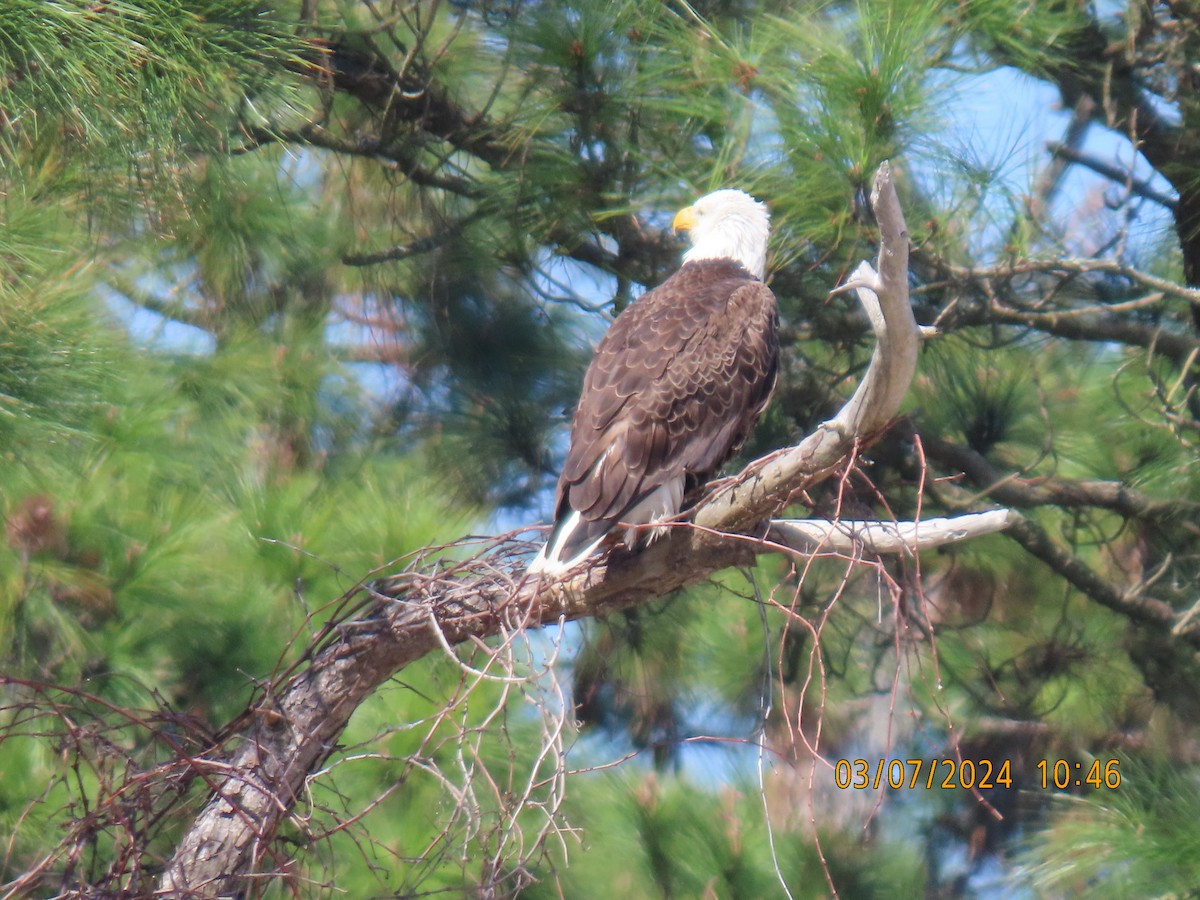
1005 514 1194 640
932 257 1200 307
304 38 513 170
100 271 215 334
921 435 1200 647
922 435 1200 522
341 211 486 266
922 255 1200 365
768 510 1014 555
1046 140 1179 212
990 6 1200 292
237 124 483 198
160 162 920 894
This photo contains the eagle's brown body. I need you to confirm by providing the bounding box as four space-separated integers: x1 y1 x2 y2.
533 257 778 572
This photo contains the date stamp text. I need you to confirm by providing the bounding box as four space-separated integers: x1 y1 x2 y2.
832 758 1121 790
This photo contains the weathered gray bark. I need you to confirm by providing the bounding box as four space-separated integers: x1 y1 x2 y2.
159 162 940 895
769 510 1014 556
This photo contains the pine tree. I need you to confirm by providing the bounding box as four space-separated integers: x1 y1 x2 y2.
2 0 1199 896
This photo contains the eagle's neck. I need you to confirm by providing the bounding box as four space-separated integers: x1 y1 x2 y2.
682 218 768 280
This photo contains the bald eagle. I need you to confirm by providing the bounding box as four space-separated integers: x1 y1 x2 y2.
529 189 778 575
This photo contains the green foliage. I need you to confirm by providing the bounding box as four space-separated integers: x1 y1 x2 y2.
915 338 1042 458
165 155 344 327
398 233 587 507
0 242 119 455
0 0 303 159
0 328 471 698
1017 758 1200 898
522 768 925 898
0 25 474 874
954 0 1095 77
2 0 1200 894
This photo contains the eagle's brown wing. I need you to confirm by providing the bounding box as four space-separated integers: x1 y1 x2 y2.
548 258 778 561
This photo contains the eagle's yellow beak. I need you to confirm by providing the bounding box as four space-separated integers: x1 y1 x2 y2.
672 205 698 233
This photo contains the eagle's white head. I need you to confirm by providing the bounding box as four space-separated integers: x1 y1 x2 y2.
673 188 770 281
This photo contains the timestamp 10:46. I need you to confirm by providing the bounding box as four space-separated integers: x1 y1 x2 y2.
1037 758 1122 790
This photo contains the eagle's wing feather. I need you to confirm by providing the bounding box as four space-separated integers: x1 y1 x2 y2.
553 262 778 550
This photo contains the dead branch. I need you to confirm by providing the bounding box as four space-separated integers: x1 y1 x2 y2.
1005 515 1186 636
235 124 483 198
342 211 486 266
159 162 921 895
768 510 1014 556
987 5 1200 290
953 298 1200 365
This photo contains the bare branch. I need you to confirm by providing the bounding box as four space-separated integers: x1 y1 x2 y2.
342 211 486 266
1046 140 1179 211
237 124 483 198
100 270 214 333
923 255 1200 364
923 435 1200 645
1031 96 1096 215
987 6 1200 290
767 510 1014 556
967 301 1200 364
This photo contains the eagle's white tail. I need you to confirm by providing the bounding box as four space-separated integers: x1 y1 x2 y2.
527 478 685 577
527 510 608 576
